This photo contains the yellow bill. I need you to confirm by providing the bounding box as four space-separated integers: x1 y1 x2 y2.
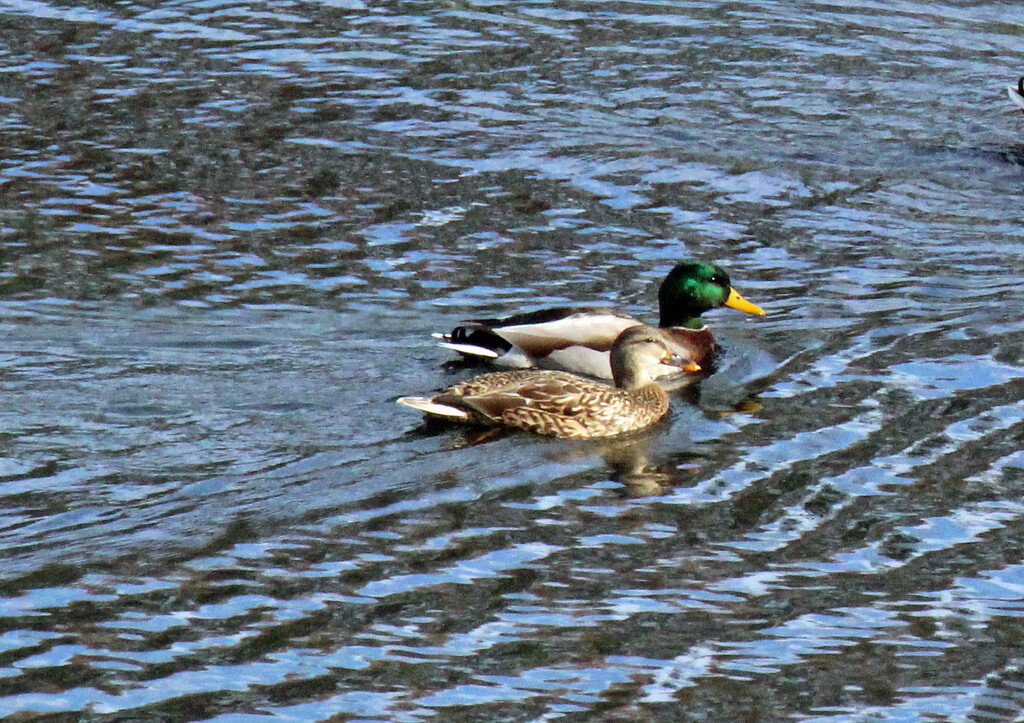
725 288 766 316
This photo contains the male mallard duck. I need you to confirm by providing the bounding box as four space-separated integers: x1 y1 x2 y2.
434 261 765 379
399 324 697 438
1009 77 1024 113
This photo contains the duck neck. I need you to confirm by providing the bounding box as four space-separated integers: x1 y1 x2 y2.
659 305 706 330
613 364 654 390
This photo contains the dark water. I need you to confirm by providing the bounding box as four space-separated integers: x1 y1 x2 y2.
1 0 1024 719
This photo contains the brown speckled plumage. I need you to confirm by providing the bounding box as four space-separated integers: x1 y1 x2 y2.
435 369 669 437
399 325 683 438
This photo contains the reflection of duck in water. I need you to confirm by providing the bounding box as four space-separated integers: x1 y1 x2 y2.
1009 77 1024 113
435 261 765 380
399 325 697 438
967 660 1024 722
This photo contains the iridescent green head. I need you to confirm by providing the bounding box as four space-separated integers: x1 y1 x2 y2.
658 262 765 329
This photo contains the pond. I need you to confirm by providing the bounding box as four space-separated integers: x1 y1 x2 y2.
1 0 1024 720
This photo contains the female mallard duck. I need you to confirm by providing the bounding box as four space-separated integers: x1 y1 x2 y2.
399 325 697 438
434 261 765 379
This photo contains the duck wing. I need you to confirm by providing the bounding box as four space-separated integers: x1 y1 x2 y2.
498 380 664 438
440 372 616 424
438 307 641 366
492 310 639 357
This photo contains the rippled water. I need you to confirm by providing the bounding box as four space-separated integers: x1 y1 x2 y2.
2 0 1024 719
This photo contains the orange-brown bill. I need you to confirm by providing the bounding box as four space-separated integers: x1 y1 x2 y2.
663 350 701 373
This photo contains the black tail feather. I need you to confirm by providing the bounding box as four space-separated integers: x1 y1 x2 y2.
448 325 513 354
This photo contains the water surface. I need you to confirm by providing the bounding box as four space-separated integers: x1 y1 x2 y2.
1 0 1024 719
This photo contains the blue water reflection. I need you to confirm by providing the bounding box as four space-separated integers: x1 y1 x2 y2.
1 0 1024 718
